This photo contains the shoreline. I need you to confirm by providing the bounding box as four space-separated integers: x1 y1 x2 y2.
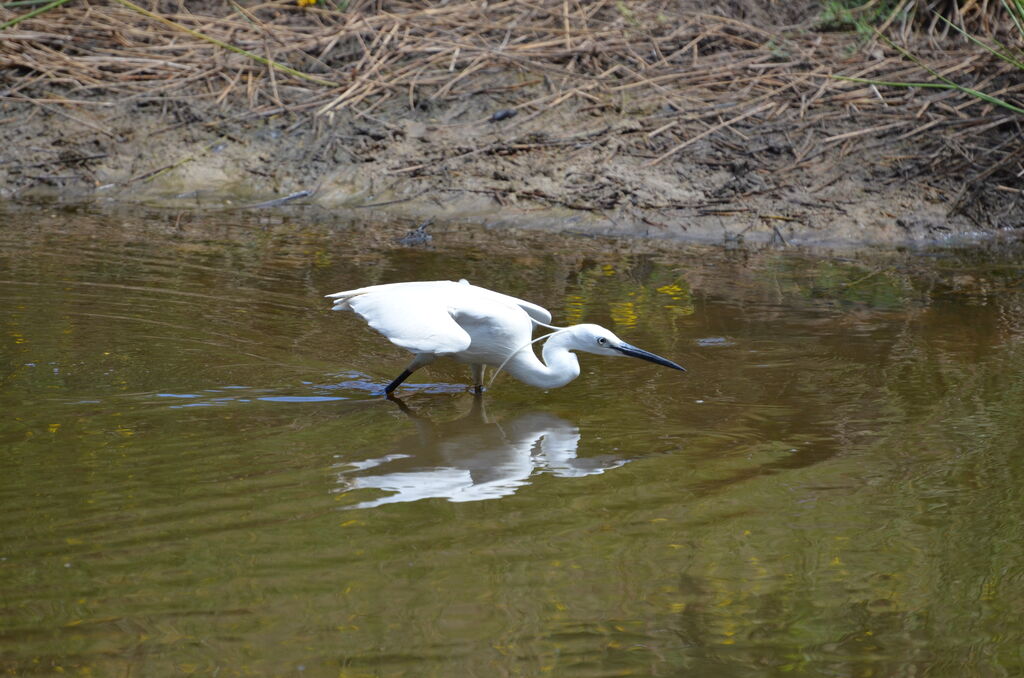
3 1 1021 252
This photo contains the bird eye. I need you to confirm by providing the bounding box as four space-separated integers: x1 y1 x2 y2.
597 337 607 345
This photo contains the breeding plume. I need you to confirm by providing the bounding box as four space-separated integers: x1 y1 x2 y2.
326 279 685 395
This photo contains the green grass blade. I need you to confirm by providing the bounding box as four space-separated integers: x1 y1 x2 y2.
2 0 59 7
1003 0 1024 35
0 0 72 29
954 87 1024 114
831 75 956 89
868 29 1024 115
935 13 1024 71
833 74 1024 113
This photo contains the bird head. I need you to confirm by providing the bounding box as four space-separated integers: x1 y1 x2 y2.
566 324 686 372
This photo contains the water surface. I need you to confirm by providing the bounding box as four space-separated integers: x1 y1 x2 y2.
2 206 1023 676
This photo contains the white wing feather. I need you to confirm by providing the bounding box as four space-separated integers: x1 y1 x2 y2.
328 280 550 320
464 284 552 325
325 280 550 356
336 286 471 355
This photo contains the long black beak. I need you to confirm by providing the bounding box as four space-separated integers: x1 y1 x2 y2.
615 343 687 372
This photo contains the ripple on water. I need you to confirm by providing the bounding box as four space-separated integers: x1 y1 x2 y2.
3 209 1024 676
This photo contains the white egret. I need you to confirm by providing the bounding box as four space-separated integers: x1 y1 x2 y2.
325 279 685 395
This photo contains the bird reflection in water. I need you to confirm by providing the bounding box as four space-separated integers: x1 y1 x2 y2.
333 398 627 509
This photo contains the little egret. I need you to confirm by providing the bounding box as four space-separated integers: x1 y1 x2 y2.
326 279 686 395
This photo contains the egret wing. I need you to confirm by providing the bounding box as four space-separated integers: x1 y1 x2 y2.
341 287 472 355
329 280 551 325
456 280 552 325
468 287 551 324
325 280 550 356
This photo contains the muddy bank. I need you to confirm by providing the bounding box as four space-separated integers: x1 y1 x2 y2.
3 95 1003 251
3 99 998 250
2 1 1022 250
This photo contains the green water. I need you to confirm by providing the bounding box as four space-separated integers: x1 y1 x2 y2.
2 206 1023 677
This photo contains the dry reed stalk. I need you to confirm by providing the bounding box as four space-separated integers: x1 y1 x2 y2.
0 0 1019 200
645 102 775 166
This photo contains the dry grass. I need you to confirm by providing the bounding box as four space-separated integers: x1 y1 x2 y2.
873 0 1022 44
1 0 1022 223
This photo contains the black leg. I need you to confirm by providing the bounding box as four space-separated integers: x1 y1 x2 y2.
470 364 484 395
384 369 414 396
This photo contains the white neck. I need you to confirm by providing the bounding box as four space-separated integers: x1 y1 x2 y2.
503 331 581 389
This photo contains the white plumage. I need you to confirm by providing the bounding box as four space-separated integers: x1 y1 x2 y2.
326 279 685 395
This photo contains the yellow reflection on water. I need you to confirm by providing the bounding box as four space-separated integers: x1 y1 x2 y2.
609 300 638 327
